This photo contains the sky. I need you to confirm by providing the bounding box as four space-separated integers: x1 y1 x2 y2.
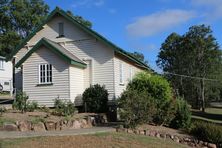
44 0 222 72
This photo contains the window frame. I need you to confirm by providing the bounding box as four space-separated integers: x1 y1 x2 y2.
38 64 52 84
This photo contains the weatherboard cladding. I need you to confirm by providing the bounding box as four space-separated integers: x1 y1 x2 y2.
23 46 70 107
8 7 148 70
114 56 142 97
64 39 115 99
69 65 84 103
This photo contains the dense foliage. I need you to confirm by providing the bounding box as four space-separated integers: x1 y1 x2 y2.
128 72 175 125
118 89 156 128
26 101 39 112
0 0 49 56
12 91 38 113
190 121 222 147
82 84 108 113
156 25 222 110
170 98 191 129
54 98 76 116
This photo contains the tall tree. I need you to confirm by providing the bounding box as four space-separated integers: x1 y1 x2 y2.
0 0 49 56
157 25 222 111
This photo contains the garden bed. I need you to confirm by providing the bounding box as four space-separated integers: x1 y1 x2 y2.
0 110 107 132
116 125 217 148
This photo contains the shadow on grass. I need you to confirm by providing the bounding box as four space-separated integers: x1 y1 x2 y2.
192 110 222 122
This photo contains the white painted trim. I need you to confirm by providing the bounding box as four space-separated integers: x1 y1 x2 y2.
38 64 52 84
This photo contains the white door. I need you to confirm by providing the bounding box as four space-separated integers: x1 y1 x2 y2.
83 60 92 89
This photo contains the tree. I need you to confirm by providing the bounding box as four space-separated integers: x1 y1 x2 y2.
0 0 49 56
130 51 149 65
67 10 92 28
157 25 222 111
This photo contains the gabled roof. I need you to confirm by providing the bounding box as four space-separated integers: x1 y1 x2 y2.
8 7 150 70
15 38 86 68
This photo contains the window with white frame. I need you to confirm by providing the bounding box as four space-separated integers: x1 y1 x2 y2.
0 59 4 70
39 64 52 84
119 62 123 84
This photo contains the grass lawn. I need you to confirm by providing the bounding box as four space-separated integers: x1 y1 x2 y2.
192 107 222 124
0 132 188 148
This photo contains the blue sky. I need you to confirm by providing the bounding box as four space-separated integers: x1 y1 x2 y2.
44 0 222 72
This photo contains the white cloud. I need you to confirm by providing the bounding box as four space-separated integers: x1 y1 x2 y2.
108 9 117 14
94 0 104 6
71 0 105 8
126 9 195 38
191 0 222 21
147 44 157 51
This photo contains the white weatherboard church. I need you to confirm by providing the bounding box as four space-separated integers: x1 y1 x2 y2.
8 7 149 107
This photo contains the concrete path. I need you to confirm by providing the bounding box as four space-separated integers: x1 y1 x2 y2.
0 127 115 139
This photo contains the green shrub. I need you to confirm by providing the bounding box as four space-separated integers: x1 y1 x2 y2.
82 84 108 113
12 91 29 113
190 121 222 147
127 72 175 125
39 105 50 113
54 98 76 116
170 98 191 129
12 91 39 113
118 89 156 129
26 101 39 112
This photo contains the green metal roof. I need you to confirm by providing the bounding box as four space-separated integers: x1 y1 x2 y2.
15 37 87 68
9 7 150 70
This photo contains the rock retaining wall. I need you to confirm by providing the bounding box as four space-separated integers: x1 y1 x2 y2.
0 114 107 132
116 127 217 148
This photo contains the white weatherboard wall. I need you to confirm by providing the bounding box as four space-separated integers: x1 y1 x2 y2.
65 39 115 100
23 46 70 107
114 56 142 97
14 15 91 90
29 15 91 45
69 65 84 103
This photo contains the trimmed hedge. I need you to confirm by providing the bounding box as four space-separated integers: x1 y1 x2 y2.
82 84 108 113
